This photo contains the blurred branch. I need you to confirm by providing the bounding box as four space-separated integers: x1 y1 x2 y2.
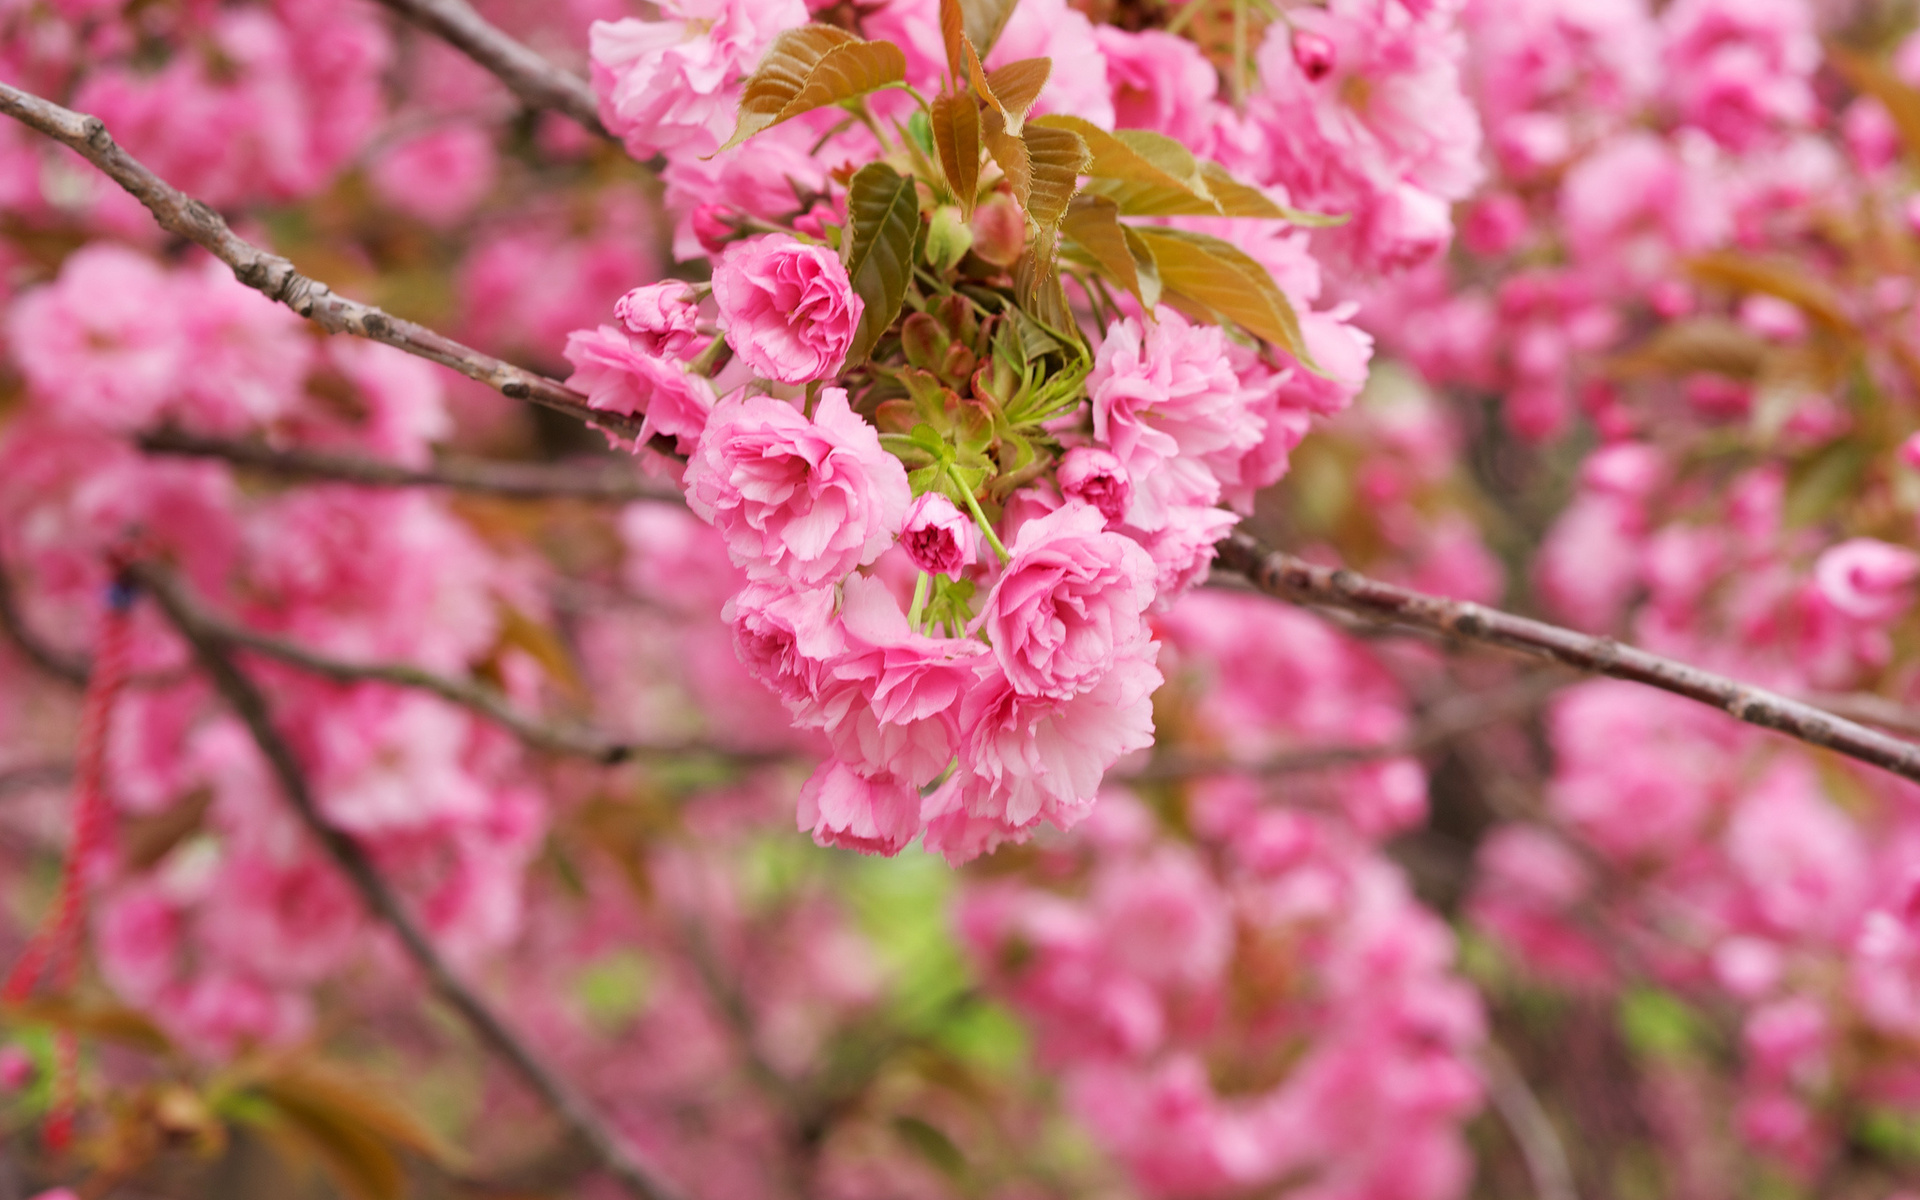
0 551 88 687
138 428 681 504
1130 673 1561 782
370 0 610 138
131 561 688 1200
1805 691 1920 739
0 763 72 801
0 83 645 445
132 563 674 766
1481 1042 1579 1200
1217 533 1920 787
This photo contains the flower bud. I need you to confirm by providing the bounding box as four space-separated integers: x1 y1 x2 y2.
692 204 736 255
1815 537 1920 622
971 195 1026 268
926 206 974 273
901 493 976 578
1292 30 1335 82
614 283 701 358
1058 447 1133 527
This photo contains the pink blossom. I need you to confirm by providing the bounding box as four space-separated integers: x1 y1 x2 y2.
562 325 717 452
368 124 497 227
6 244 185 431
1057 447 1133 527
899 493 975 578
986 0 1114 127
1814 539 1920 623
977 503 1157 699
796 759 923 855
1660 0 1817 152
615 283 704 358
712 237 863 384
723 580 844 717
1095 27 1220 147
0 1046 32 1091
685 389 910 587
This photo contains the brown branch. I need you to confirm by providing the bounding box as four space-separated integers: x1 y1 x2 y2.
0 762 72 801
1216 532 1920 787
130 561 687 1200
0 82 642 444
0 549 88 687
133 564 664 765
138 429 681 504
370 0 609 139
1481 1042 1579 1200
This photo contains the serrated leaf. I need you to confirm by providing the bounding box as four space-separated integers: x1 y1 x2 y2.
980 58 1050 131
1197 161 1346 225
960 0 1019 62
939 0 967 80
844 163 922 366
931 90 982 219
1132 226 1311 362
1021 123 1088 234
1061 195 1146 305
983 108 1031 207
722 27 903 151
1032 115 1213 215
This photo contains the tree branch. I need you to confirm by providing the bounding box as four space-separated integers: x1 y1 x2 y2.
370 0 610 139
133 564 671 766
138 428 681 504
130 561 687 1200
0 83 643 445
1216 532 1920 787
1481 1042 1579 1200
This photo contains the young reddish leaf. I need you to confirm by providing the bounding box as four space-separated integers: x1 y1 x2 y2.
1021 122 1090 234
982 57 1050 130
961 0 1020 61
939 0 967 80
1131 226 1312 363
1686 251 1854 336
1197 161 1347 225
1061 195 1146 306
931 89 982 218
843 162 922 365
720 27 903 151
983 107 1032 208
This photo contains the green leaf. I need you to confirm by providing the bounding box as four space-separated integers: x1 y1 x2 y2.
1021 122 1089 234
893 1115 968 1181
1031 115 1213 215
721 28 905 151
1198 161 1347 225
930 90 982 219
843 162 922 366
1130 226 1311 362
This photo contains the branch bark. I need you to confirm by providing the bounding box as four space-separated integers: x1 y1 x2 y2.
370 0 610 139
138 428 681 504
130 564 695 765
131 561 687 1200
0 82 643 445
1216 533 1920 787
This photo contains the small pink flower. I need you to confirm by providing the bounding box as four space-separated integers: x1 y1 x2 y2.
1292 30 1335 82
977 503 1157 699
0 1045 34 1091
712 236 863 384
1815 538 1920 623
686 389 910 587
614 283 703 358
797 759 924 856
901 493 975 578
562 325 716 452
1058 448 1133 527
368 125 497 228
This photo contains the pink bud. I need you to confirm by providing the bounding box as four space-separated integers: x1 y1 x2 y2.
614 283 701 358
901 493 975 578
1291 30 1335 82
1901 431 1920 471
0 1045 33 1091
692 205 735 256
1815 537 1920 622
1058 447 1132 527
792 202 835 239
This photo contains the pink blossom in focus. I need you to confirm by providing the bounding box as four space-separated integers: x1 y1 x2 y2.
900 493 974 578
712 237 863 384
563 325 717 452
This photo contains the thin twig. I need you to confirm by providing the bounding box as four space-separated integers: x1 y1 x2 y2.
0 763 73 801
138 429 681 504
370 0 609 138
0 551 88 687
1216 533 1920 787
133 564 647 765
1481 1042 1579 1200
0 83 643 445
131 562 687 1200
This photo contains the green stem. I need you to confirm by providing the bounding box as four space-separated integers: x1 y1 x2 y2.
953 473 1010 564
803 379 823 419
1166 0 1220 35
907 571 931 628
688 334 730 377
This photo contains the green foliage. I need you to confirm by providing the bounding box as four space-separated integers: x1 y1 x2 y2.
1618 986 1705 1061
843 162 923 366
